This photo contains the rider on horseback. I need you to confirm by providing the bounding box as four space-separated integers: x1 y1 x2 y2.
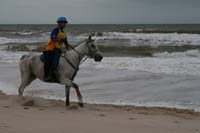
44 17 70 82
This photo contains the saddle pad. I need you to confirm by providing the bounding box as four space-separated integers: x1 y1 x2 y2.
40 54 45 63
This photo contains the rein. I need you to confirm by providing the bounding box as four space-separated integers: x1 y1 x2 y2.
62 39 89 72
62 56 79 71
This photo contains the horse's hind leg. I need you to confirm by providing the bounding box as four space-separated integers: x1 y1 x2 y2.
18 75 35 100
18 81 28 98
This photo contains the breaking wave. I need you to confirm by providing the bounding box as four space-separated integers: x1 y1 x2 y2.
78 32 200 47
153 50 200 58
82 50 200 76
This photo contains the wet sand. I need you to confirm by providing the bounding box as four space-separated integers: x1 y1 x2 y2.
0 91 200 133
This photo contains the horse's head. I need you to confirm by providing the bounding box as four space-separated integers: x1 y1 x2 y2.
85 36 103 62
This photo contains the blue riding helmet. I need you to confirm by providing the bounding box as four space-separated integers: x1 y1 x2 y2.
57 17 68 23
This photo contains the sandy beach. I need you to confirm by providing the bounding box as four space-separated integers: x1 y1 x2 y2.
0 91 200 133
1 0 200 132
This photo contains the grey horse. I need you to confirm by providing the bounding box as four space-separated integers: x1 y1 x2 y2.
18 36 103 107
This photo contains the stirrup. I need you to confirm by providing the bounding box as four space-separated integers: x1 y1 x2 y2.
44 76 51 82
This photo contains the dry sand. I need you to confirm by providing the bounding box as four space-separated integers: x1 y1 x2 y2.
0 91 200 133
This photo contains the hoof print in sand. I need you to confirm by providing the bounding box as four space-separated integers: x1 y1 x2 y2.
99 114 106 117
22 99 34 106
67 105 79 110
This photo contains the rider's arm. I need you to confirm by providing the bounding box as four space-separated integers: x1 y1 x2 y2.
50 28 62 42
63 37 70 50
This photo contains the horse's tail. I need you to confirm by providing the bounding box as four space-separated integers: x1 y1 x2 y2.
19 54 32 81
20 54 30 60
19 54 31 76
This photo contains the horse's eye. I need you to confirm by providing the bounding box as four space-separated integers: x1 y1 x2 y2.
91 44 95 48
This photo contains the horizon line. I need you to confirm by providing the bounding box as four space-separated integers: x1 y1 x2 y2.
0 23 200 25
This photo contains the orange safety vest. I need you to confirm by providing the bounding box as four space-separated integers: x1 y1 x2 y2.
46 29 66 51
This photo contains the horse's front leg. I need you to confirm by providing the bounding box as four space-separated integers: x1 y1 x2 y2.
72 83 83 107
65 86 70 107
60 78 83 107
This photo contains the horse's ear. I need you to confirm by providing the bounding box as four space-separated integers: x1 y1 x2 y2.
89 33 95 40
88 36 92 40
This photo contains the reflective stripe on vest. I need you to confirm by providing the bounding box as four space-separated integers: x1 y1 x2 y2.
46 29 66 51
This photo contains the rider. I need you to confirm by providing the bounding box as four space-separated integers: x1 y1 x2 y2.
44 17 70 82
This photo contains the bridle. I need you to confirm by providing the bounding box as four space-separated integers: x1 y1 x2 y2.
71 39 98 57
62 39 98 77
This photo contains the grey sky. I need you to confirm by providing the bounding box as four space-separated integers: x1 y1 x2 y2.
0 0 200 24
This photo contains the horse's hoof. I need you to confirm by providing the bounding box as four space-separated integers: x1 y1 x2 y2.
78 102 84 107
66 103 70 107
22 99 34 106
18 96 24 103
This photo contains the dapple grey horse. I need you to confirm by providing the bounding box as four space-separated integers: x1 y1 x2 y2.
18 36 103 107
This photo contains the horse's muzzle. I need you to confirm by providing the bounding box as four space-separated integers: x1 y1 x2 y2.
94 53 103 62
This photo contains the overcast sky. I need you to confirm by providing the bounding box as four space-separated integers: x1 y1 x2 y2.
0 0 200 24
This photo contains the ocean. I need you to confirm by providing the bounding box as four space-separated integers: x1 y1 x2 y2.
0 24 200 111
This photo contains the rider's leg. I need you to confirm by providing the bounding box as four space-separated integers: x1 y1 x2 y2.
44 50 54 81
52 48 61 81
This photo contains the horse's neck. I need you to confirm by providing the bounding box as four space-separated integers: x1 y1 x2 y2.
66 43 86 67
